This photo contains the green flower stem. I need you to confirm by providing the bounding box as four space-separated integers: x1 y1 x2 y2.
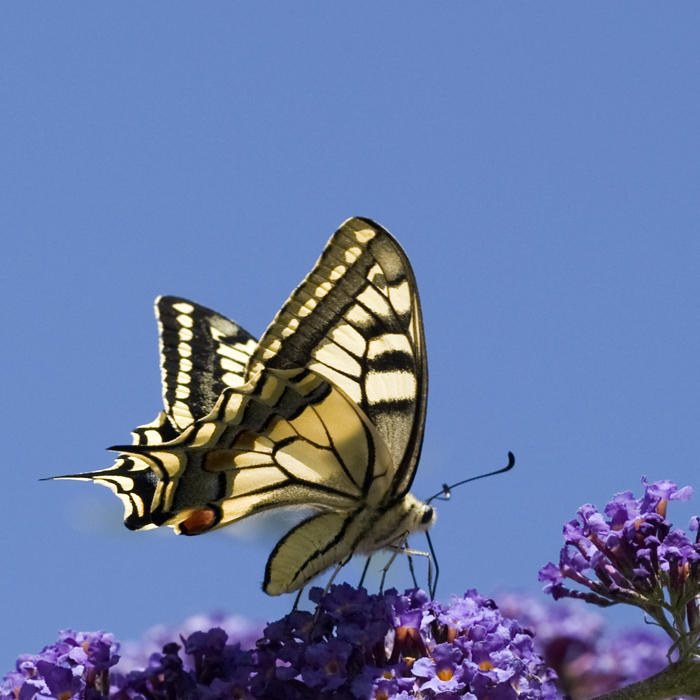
591 656 700 700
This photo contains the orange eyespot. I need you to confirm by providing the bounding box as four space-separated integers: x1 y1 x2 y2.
179 509 216 535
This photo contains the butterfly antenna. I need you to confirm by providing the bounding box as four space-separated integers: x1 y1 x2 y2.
426 452 515 505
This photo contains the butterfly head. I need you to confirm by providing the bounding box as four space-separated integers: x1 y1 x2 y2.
408 493 437 533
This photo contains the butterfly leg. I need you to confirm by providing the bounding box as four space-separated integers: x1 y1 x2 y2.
379 531 410 593
407 552 419 588
292 586 305 611
380 535 433 594
425 531 439 599
359 556 373 588
310 553 355 631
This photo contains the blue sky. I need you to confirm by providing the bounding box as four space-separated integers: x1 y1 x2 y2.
2 3 699 671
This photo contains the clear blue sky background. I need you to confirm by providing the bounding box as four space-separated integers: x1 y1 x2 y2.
2 3 699 671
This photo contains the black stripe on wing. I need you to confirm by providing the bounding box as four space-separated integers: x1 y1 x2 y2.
245 217 427 500
156 296 258 431
105 367 385 537
130 411 180 447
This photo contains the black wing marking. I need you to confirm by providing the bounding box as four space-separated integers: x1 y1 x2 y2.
97 367 391 534
246 217 427 498
52 218 430 593
157 296 258 431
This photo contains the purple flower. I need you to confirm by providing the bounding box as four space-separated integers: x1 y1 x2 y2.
413 643 467 694
1 631 119 700
116 612 262 674
497 592 668 700
300 639 352 691
539 477 700 660
4 587 557 700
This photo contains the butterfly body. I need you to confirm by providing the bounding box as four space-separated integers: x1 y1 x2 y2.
55 218 433 595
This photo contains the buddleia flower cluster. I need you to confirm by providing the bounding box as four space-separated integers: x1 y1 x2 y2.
112 585 557 700
2 586 557 700
538 478 700 659
538 478 700 700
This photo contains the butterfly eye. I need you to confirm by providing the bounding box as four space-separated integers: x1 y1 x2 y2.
421 506 434 525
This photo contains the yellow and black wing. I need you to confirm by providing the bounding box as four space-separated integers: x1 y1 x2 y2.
55 297 258 531
130 296 258 447
55 217 431 592
246 217 428 501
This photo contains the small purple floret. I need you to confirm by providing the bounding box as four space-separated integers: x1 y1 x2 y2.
1 631 119 700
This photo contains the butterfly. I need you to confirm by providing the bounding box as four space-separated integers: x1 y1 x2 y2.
55 217 434 595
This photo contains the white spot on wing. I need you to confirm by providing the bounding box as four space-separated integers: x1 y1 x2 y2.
298 297 317 317
389 279 412 315
221 371 245 387
356 286 393 320
330 265 346 281
220 357 245 373
172 302 194 314
365 371 417 404
330 324 366 357
308 362 362 404
354 227 376 244
172 401 194 428
314 342 362 377
367 264 387 293
367 334 413 359
177 314 194 328
345 304 374 328
314 282 332 298
217 344 251 363
344 246 361 263
223 393 245 421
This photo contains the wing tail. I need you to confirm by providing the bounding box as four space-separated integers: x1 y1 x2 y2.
49 455 164 531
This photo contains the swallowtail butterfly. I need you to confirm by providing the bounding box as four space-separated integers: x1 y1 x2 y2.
56 217 434 595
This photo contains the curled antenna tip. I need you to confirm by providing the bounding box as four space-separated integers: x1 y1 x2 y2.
426 451 516 504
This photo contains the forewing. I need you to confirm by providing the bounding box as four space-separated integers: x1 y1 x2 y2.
157 296 258 431
246 217 427 498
